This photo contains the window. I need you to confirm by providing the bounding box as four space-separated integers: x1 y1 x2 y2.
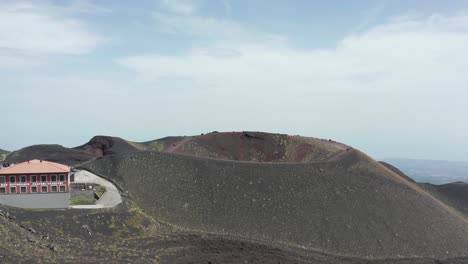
21 175 26 183
0 176 5 184
31 186 37 193
59 186 66 192
51 175 57 182
10 176 16 183
0 187 5 194
41 186 47 193
10 187 16 193
31 175 37 182
59 174 65 182
51 186 57 192
20 187 26 193
41 175 47 182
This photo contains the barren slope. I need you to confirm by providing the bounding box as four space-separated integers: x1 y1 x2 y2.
4 203 468 264
379 161 416 183
4 144 95 166
81 148 468 259
419 182 468 217
145 131 350 162
0 205 56 262
1 131 352 165
74 136 142 157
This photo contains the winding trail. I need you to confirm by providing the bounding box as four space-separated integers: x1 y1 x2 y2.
70 170 122 209
165 136 192 152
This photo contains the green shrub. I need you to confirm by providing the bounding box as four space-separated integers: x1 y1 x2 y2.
96 186 107 197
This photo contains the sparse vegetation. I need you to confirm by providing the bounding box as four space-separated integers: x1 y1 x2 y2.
95 186 107 197
70 197 96 205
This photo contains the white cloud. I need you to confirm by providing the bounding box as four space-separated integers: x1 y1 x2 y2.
0 1 105 69
0 48 45 69
154 0 280 42
0 1 103 55
222 0 232 16
119 13 468 90
350 2 387 34
160 0 199 15
116 12 468 159
153 11 247 39
66 0 112 14
2 1 468 160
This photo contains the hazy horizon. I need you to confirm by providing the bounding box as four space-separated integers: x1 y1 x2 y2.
1 0 468 161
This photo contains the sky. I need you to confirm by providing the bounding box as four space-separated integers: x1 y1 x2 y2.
1 0 468 161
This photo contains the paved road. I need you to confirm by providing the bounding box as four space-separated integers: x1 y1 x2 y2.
71 170 122 209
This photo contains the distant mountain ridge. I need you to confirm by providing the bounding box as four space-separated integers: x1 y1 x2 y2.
384 158 468 184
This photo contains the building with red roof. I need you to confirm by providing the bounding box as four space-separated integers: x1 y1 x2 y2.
0 159 71 208
0 159 71 195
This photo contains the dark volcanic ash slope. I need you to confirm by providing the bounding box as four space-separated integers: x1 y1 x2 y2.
5 144 95 166
146 131 349 162
379 161 416 183
4 131 349 165
4 136 146 166
380 162 468 217
81 147 468 259
419 182 468 217
74 135 142 157
0 205 56 262
6 204 468 264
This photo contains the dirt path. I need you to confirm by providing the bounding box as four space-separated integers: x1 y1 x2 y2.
70 170 122 209
166 136 192 152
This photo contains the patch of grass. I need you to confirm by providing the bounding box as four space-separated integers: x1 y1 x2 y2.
52 226 65 235
108 215 117 229
96 186 107 197
125 211 146 229
70 197 96 205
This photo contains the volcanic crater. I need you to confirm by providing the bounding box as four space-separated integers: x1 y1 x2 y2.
2 132 468 263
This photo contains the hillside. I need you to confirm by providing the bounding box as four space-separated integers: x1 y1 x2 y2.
379 161 416 183
73 132 351 163
0 148 9 161
81 147 468 258
148 131 350 162
2 132 351 165
4 203 467 264
74 135 146 157
4 144 95 166
3 132 468 262
419 182 468 217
